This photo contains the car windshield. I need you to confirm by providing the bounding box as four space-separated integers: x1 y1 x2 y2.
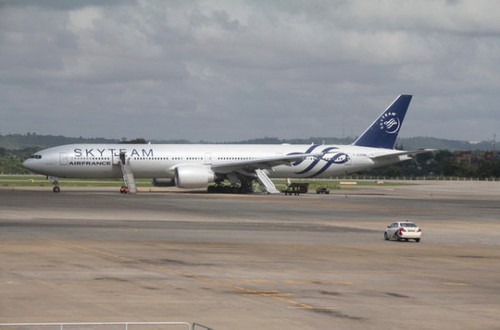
401 223 417 228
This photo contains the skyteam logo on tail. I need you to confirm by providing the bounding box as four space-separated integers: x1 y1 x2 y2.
379 112 400 134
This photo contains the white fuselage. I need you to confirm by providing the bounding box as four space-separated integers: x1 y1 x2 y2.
23 143 407 179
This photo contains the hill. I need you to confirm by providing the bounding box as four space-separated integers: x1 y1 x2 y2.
0 133 118 150
222 136 494 151
0 133 495 151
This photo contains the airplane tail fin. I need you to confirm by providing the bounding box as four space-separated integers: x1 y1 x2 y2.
352 94 412 149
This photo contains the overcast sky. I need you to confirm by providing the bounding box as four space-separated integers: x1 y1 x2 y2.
1 0 499 142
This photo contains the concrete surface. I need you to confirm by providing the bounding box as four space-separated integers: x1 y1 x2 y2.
0 181 499 329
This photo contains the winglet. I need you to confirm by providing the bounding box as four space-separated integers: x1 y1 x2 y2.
352 95 412 149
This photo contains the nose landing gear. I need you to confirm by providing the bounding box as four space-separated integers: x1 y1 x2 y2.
49 176 60 193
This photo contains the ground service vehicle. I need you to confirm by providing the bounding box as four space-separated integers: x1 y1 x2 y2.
282 183 309 195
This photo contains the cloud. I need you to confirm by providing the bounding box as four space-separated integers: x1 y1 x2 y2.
1 0 499 142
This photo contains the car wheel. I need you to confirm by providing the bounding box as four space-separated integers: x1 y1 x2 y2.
415 238 420 243
384 232 389 240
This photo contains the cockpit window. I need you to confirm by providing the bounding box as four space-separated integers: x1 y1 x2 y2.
30 155 42 159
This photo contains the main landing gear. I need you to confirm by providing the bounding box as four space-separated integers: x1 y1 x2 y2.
207 177 254 194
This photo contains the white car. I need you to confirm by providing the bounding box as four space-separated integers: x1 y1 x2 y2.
384 221 422 242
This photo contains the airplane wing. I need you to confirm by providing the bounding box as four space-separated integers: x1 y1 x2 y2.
210 152 324 174
368 149 435 161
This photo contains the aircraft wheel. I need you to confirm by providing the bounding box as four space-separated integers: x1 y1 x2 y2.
53 186 61 193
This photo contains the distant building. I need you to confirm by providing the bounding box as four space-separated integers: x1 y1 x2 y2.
484 151 500 160
455 151 472 164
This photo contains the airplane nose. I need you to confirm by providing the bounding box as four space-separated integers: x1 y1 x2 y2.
23 158 35 171
23 156 43 173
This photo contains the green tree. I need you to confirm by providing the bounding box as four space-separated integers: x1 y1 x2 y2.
121 138 148 144
477 159 500 178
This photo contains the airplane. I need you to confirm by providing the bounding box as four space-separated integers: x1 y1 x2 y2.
23 94 429 194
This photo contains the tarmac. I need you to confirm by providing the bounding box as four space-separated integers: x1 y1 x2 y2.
1 181 499 329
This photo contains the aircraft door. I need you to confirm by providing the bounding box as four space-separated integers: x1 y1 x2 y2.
60 152 69 165
344 153 353 167
112 151 122 165
119 151 127 165
204 152 212 165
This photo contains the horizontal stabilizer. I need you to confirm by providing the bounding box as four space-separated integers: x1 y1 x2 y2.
368 149 434 161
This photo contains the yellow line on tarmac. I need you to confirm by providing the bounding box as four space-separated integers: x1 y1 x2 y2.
443 282 468 286
232 286 314 309
283 279 352 285
224 278 352 285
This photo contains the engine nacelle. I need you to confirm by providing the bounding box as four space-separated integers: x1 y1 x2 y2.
174 165 215 189
151 178 176 187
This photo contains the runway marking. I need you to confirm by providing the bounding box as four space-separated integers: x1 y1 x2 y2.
225 278 274 284
231 286 337 311
223 278 352 285
43 238 349 313
292 306 337 310
443 282 468 286
283 279 352 285
232 286 314 309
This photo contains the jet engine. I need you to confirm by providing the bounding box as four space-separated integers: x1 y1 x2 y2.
174 165 216 189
